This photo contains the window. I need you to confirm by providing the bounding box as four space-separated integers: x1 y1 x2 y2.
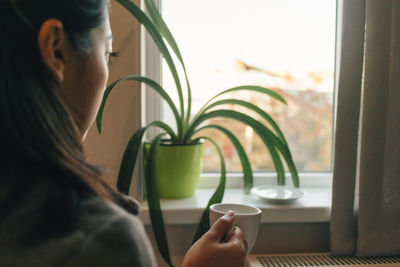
143 0 336 181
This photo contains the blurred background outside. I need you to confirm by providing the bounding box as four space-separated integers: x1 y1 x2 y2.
161 0 336 172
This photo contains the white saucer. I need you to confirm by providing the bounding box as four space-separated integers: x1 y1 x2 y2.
251 185 306 202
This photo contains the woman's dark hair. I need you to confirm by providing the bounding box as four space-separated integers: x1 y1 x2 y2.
0 0 118 244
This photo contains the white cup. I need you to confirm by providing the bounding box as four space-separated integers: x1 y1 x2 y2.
209 203 261 254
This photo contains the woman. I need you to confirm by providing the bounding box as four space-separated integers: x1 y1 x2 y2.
0 0 247 266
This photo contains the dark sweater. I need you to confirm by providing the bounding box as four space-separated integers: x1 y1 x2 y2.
0 187 157 267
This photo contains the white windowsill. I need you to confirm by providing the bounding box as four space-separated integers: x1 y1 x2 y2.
139 186 332 225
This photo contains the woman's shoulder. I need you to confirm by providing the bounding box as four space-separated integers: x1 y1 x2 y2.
66 196 157 266
0 193 157 266
77 195 141 233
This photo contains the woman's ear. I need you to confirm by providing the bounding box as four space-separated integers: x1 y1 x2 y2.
37 19 67 84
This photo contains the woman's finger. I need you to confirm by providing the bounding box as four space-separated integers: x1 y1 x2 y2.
207 210 236 241
226 226 247 257
226 226 244 245
243 239 248 254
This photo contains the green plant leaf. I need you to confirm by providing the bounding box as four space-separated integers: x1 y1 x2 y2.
192 85 287 126
96 78 118 134
201 99 288 146
145 133 174 267
116 121 176 194
143 0 193 128
192 137 226 243
213 85 287 104
195 125 253 193
116 0 185 133
95 75 181 138
116 127 146 194
188 110 300 187
143 0 183 64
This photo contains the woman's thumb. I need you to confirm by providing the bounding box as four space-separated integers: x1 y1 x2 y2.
208 210 235 241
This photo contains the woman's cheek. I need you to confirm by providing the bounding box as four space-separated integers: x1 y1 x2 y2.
92 57 109 116
80 55 109 135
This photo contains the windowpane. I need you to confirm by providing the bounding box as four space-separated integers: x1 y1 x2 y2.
161 0 336 172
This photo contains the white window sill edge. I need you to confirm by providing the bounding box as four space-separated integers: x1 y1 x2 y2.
139 185 332 225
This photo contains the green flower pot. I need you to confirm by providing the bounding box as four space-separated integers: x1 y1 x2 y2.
144 140 203 199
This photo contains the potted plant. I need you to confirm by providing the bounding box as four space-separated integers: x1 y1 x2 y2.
96 0 299 266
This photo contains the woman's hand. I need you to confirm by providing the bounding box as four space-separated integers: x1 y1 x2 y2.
181 211 247 267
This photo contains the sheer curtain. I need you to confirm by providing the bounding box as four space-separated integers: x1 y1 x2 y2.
331 0 400 256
